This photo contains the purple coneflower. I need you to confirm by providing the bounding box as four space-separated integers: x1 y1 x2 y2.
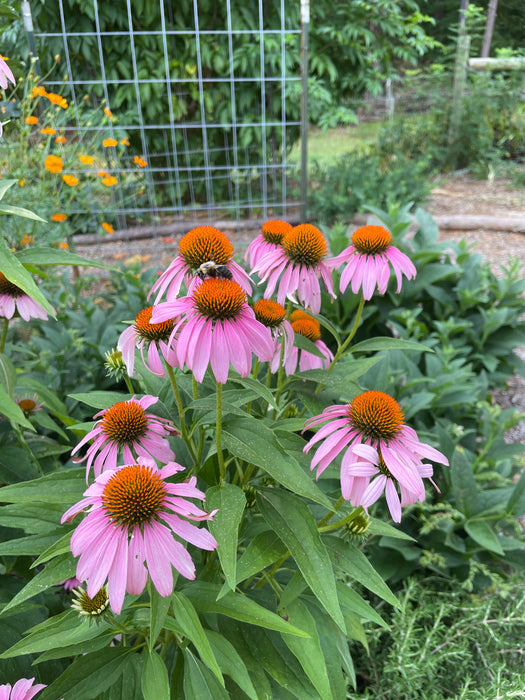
71 395 176 481
0 678 46 700
331 225 416 300
245 219 292 269
60 575 82 592
0 272 51 321
61 457 217 614
276 310 333 375
252 299 294 368
150 278 274 384
303 390 448 522
0 56 15 91
149 226 251 302
15 394 44 416
253 224 337 315
117 305 178 377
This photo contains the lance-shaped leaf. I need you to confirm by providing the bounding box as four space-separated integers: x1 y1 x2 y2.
257 488 345 632
0 235 55 317
206 483 246 592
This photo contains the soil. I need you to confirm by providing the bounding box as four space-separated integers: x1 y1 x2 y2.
75 172 525 443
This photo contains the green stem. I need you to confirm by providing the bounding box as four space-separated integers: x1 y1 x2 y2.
246 360 260 415
318 505 366 533
317 495 345 528
329 293 366 368
0 317 8 353
216 380 226 484
123 374 135 394
193 377 205 461
164 364 199 465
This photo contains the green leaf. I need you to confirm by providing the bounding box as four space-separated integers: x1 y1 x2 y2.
350 337 433 354
32 531 73 567
141 649 170 700
182 649 229 700
450 447 479 517
0 553 76 617
464 520 505 555
293 332 327 359
336 581 389 629
223 416 332 508
0 179 17 200
15 246 115 269
324 536 399 608
17 377 76 426
367 517 416 541
0 610 109 659
0 502 67 534
0 531 65 556
170 593 223 683
0 203 46 221
38 648 136 700
204 630 258 700
0 446 39 482
282 598 334 700
0 384 34 430
219 530 287 598
0 468 85 504
257 488 345 632
228 375 278 410
181 582 309 637
149 587 172 650
507 468 525 516
0 352 16 396
0 235 55 317
69 391 131 410
206 484 246 592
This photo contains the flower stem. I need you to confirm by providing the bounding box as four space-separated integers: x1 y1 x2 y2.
216 380 226 484
317 495 345 528
0 317 8 353
123 374 135 394
164 363 199 465
318 505 366 533
330 293 366 368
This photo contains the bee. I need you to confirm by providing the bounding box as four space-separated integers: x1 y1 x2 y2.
196 260 233 281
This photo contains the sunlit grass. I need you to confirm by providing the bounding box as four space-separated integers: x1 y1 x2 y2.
288 121 384 169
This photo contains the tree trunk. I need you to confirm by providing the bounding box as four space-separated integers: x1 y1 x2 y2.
481 0 499 58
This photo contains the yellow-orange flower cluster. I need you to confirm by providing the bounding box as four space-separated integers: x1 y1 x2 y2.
101 175 118 187
44 155 64 174
120 137 130 146
102 222 114 234
24 116 38 125
21 234 34 246
55 135 66 144
52 213 67 222
41 127 56 135
133 155 147 168
104 107 113 119
62 174 79 187
103 138 118 148
79 154 94 165
46 92 68 109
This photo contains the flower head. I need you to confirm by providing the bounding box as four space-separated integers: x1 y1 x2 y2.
101 175 118 186
16 394 43 416
0 272 51 321
253 299 295 368
104 107 113 119
149 225 252 303
61 575 82 592
276 309 333 374
71 584 110 617
245 219 292 268
133 155 147 167
253 223 337 314
61 457 218 614
52 212 67 222
71 395 176 480
303 391 448 522
151 278 274 383
0 679 46 700
55 135 66 144
32 86 47 98
40 127 56 135
44 154 63 174
332 225 416 300
102 222 114 234
118 306 178 377
62 174 79 186
0 55 15 90
79 154 94 165
46 92 68 109
24 116 38 125
103 137 118 147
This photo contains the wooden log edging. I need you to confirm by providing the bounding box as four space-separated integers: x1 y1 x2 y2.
353 214 525 233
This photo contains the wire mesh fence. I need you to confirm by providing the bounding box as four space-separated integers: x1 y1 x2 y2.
27 0 303 248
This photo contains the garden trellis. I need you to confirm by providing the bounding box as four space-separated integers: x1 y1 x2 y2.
25 0 304 239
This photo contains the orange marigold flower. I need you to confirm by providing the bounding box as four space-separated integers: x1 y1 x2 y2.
133 155 147 168
24 116 38 125
103 138 118 147
55 135 66 144
44 154 64 174
97 171 109 178
18 179 25 187
47 92 68 108
102 222 114 234
79 154 94 165
21 234 34 246
59 241 69 250
102 176 118 187
120 137 130 146
32 86 47 98
41 127 56 135
62 174 79 186
104 107 113 119
52 212 68 222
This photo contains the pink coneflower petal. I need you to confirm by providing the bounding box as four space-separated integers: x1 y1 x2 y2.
0 678 47 700
304 390 448 521
0 273 52 322
127 526 148 595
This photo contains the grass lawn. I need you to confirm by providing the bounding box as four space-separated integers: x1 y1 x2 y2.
288 121 384 169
